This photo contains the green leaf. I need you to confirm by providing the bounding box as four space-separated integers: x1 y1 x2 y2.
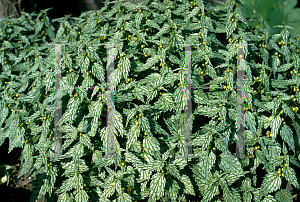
243 191 252 202
181 174 195 196
226 21 237 38
262 194 276 202
280 124 295 152
103 182 115 199
149 173 166 201
223 172 245 186
65 142 84 159
146 19 161 30
283 166 300 189
133 83 145 104
55 178 76 194
223 187 242 202
259 172 282 199
143 135 160 156
193 132 213 148
245 111 256 134
201 183 219 202
155 92 175 111
92 63 106 84
57 192 72 202
135 12 143 29
270 115 281 138
120 56 131 81
165 179 180 202
173 85 184 112
276 63 293 72
195 106 219 118
193 89 209 104
282 103 295 121
75 189 89 202
18 143 34 178
274 189 293 202
198 150 216 179
219 154 243 173
166 164 181 181
125 124 139 150
124 108 138 128
118 193 132 202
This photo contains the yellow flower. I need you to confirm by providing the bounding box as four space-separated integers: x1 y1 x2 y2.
136 121 139 125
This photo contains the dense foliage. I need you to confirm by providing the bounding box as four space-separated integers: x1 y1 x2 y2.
0 0 300 201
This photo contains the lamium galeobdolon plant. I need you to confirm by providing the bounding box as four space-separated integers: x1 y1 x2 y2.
0 0 300 201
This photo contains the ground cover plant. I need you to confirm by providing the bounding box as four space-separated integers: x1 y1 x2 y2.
0 0 300 201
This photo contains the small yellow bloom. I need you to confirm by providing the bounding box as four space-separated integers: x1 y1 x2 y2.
136 121 139 125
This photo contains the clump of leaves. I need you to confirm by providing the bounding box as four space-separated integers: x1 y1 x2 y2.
0 0 300 202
